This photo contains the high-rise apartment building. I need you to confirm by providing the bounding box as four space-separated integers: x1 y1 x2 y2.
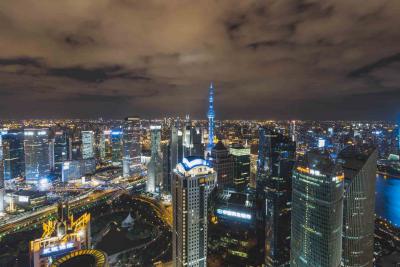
339 146 377 267
24 129 51 184
290 150 344 267
172 157 216 267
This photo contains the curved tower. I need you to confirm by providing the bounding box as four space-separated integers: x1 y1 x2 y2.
207 83 215 153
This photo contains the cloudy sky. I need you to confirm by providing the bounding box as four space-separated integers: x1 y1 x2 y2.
0 0 400 120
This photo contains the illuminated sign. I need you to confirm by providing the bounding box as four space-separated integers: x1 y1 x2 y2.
41 242 75 256
150 125 161 130
318 138 325 148
18 196 29 203
216 209 251 220
111 131 122 135
182 158 207 169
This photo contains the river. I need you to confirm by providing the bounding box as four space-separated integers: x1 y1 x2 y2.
376 174 400 227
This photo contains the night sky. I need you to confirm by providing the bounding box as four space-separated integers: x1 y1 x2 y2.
1 1 400 120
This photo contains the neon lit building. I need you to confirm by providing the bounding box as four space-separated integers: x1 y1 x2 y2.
290 150 344 267
24 129 51 184
339 146 377 267
29 202 91 267
172 157 216 267
206 83 215 155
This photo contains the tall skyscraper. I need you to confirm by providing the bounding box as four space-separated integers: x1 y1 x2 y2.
147 125 163 193
183 118 204 158
123 117 141 177
2 130 24 180
338 146 377 267
169 123 183 193
81 131 94 159
207 83 215 155
111 129 123 166
53 130 68 179
172 157 216 267
291 150 344 267
230 144 251 189
24 129 51 184
209 141 234 187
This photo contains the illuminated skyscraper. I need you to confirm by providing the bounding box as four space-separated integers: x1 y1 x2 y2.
111 129 123 166
173 157 216 267
207 83 215 155
2 129 24 180
339 146 377 267
147 125 163 193
168 123 183 193
81 131 94 159
291 150 344 267
24 129 51 184
229 144 251 189
53 130 68 179
123 117 141 177
183 117 203 158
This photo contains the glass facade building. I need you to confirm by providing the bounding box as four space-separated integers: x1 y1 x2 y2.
147 125 163 193
290 150 344 267
230 144 251 189
24 129 51 184
81 131 94 159
339 146 377 267
2 130 24 180
122 117 141 177
111 129 123 166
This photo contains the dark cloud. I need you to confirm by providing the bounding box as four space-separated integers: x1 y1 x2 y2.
0 0 399 119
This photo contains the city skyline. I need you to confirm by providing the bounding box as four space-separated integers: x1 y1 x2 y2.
0 1 400 120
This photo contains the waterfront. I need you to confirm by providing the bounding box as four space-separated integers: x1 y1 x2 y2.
376 175 400 228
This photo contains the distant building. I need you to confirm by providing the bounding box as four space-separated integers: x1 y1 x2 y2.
122 117 141 177
61 159 96 183
172 157 216 267
1 129 24 180
53 131 68 179
183 117 204 158
111 129 123 166
168 123 183 193
339 146 377 267
81 131 94 159
209 141 234 187
147 125 163 193
24 129 51 184
229 144 251 189
291 150 344 267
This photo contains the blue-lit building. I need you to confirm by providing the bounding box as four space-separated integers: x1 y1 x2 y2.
172 157 216 267
24 129 51 184
61 159 96 183
206 83 215 155
111 129 123 166
1 129 24 180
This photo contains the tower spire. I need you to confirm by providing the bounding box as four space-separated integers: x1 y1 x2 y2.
207 82 215 153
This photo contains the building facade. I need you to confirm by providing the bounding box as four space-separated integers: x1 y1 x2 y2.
2 130 24 180
290 150 344 267
229 144 251 189
172 157 216 267
81 131 94 159
147 125 163 193
122 117 141 177
339 146 377 267
209 141 234 187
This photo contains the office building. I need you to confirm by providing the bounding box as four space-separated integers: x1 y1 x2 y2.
81 131 94 159
122 117 141 177
111 129 123 166
147 125 163 193
61 159 96 183
209 141 234 187
168 123 183 193
208 190 258 266
290 150 344 267
53 131 68 179
172 157 216 267
339 146 377 267
24 129 51 184
2 130 24 180
183 119 204 158
229 144 251 189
